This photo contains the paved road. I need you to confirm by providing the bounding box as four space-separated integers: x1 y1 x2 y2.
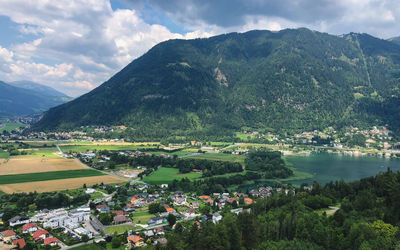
61 239 95 250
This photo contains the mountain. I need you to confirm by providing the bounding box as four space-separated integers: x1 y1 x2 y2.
9 80 70 98
388 36 400 46
34 28 400 138
0 81 71 118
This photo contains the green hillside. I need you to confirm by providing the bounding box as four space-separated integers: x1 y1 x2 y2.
34 28 400 138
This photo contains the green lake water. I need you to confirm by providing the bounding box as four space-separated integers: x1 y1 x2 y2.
284 153 400 185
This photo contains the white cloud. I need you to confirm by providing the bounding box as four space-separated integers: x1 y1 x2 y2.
0 0 211 97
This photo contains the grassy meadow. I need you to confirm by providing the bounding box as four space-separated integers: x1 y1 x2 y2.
142 167 201 185
185 153 245 163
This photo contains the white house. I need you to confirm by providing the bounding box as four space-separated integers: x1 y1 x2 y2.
212 213 222 224
9 216 30 227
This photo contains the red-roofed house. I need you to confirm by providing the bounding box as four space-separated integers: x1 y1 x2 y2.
44 237 58 246
199 195 210 200
33 230 49 241
0 230 16 243
128 235 144 247
13 238 26 249
112 210 125 216
22 223 39 233
244 198 253 205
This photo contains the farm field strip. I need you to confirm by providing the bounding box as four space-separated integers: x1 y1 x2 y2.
60 145 156 152
0 169 105 184
0 175 126 194
0 158 87 175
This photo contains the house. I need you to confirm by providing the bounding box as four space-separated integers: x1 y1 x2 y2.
183 208 196 219
191 202 199 209
212 213 222 223
44 237 58 246
12 238 26 249
33 230 49 241
148 217 163 225
112 210 125 216
144 230 154 237
226 198 237 205
128 235 145 247
199 195 210 200
244 198 253 205
160 184 168 188
0 230 16 243
85 188 96 194
113 215 131 224
22 223 39 233
123 203 135 212
230 208 243 215
154 226 164 235
155 238 167 244
9 215 30 226
96 204 110 213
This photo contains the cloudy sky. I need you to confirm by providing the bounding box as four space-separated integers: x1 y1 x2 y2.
0 0 399 97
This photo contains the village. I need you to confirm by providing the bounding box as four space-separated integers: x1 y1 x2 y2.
0 178 296 249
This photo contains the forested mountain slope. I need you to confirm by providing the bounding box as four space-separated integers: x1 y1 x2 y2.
34 28 400 138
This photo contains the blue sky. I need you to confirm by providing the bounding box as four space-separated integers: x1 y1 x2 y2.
0 0 398 97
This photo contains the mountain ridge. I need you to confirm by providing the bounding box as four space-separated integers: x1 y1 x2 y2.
0 81 71 118
33 28 400 138
9 80 70 98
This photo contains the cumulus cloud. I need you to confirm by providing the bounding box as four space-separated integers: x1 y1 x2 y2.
0 0 212 96
132 0 399 38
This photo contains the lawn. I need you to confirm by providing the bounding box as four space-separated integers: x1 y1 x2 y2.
131 211 153 224
0 150 9 158
0 169 105 184
142 167 201 185
106 225 137 235
90 192 105 200
185 153 245 163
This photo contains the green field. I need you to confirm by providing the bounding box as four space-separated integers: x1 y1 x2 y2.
0 122 28 133
106 224 137 235
130 211 153 224
0 169 105 184
0 150 9 158
21 147 59 157
142 167 201 185
60 145 154 153
185 153 245 163
147 150 191 157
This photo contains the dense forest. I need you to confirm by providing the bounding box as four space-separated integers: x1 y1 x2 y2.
156 169 400 250
34 28 400 138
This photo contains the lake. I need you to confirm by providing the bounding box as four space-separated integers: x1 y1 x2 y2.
284 153 400 185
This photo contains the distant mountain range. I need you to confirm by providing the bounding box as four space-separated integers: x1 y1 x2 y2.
9 80 69 98
0 80 71 118
34 28 400 138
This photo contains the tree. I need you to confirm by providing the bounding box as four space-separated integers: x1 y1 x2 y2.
81 234 89 242
28 203 37 212
111 236 123 248
167 213 176 226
